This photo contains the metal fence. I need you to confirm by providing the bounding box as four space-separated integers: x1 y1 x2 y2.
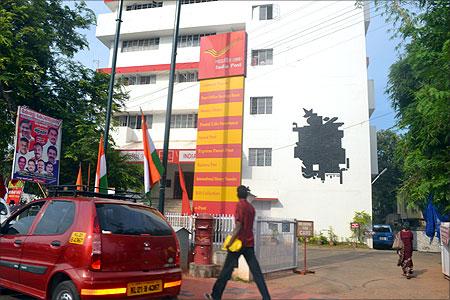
165 213 298 274
255 217 298 274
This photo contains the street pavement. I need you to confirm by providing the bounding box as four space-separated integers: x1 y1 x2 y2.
1 247 449 299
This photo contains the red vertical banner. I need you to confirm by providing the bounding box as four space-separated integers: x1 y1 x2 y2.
193 31 247 215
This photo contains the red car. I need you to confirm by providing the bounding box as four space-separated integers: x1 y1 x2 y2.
0 191 181 300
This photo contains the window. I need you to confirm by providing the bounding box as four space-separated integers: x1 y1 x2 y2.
34 201 75 235
120 74 156 86
176 71 198 83
249 148 272 166
115 115 128 127
282 222 291 233
181 0 217 4
177 33 215 48
1 202 45 235
122 38 159 52
251 49 273 66
140 75 156 85
126 1 163 11
250 97 272 114
173 171 194 199
126 115 153 129
95 203 173 236
253 4 273 20
170 114 198 128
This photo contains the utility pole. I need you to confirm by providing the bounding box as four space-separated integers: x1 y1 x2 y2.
158 0 182 214
103 0 124 153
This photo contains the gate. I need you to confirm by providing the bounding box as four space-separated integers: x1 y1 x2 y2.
254 217 298 273
165 213 298 274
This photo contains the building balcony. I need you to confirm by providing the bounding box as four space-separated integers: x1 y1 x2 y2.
96 1 247 46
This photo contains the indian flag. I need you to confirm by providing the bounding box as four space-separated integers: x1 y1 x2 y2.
141 112 164 192
95 135 108 193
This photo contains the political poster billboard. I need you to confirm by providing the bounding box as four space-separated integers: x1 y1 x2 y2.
12 106 62 185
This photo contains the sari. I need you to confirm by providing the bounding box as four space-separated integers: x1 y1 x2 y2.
397 230 414 277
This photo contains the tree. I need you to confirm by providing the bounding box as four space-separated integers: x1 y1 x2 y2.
351 211 372 243
0 0 143 192
372 130 403 224
374 0 450 212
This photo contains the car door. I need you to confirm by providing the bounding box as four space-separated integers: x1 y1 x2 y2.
0 201 45 286
19 199 76 293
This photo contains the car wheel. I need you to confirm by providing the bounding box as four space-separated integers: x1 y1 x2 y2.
52 280 80 300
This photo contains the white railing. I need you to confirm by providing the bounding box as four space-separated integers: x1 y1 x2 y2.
165 213 235 247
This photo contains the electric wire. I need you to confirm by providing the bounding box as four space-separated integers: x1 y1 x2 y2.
124 8 383 109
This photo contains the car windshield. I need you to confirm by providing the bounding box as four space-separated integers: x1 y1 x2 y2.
373 226 391 232
95 203 173 236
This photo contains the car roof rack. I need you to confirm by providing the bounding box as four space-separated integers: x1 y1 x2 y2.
46 185 143 203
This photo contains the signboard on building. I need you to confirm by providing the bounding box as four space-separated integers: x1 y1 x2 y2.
296 220 314 237
193 31 247 215
119 149 196 164
198 31 247 80
12 106 62 185
6 180 25 205
351 222 360 229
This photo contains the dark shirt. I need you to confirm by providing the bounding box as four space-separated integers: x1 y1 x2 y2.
235 198 255 247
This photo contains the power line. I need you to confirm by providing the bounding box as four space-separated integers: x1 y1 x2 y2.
123 3 353 105
248 4 370 55
271 111 395 153
125 6 382 108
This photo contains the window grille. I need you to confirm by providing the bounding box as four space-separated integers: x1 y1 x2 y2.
249 148 272 166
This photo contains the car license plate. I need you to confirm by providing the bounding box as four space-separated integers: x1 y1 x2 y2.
127 280 162 296
380 237 387 240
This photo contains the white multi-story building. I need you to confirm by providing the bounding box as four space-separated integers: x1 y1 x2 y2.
96 0 377 238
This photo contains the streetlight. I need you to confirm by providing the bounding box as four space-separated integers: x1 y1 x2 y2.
371 168 387 184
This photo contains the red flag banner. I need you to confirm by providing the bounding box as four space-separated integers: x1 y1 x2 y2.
76 164 83 191
178 163 192 215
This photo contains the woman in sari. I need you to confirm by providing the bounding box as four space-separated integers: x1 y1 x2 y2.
398 223 414 279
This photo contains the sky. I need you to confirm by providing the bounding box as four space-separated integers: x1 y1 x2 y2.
73 1 399 131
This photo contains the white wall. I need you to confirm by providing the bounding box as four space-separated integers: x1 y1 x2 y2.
242 1 372 238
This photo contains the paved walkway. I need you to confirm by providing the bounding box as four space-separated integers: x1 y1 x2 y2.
179 247 449 300
1 247 448 299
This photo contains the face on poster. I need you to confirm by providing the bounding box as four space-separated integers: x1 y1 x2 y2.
12 106 62 185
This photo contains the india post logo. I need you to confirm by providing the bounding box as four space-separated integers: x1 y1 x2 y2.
199 31 247 80
203 37 243 58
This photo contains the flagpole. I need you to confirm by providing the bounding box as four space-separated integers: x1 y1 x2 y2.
103 0 124 154
158 0 182 214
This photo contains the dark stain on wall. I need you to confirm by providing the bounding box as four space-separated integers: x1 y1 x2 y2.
293 109 349 184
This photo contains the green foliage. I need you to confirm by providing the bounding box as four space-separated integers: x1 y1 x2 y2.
373 0 450 212
372 130 403 223
0 0 143 192
327 226 338 245
298 234 328 245
351 211 372 243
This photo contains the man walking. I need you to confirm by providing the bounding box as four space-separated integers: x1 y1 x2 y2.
205 185 271 300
